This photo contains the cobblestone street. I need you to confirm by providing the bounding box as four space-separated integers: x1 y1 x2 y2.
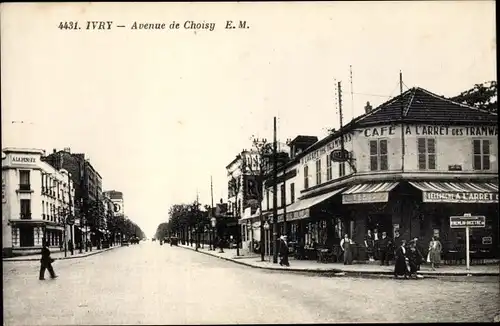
3 242 499 325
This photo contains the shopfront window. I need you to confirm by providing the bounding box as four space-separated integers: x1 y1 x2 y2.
369 139 388 171
473 139 491 170
417 138 436 170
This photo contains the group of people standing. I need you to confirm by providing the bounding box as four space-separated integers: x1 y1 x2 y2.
394 236 443 278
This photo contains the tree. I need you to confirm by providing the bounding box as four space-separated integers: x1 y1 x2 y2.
246 137 274 261
450 81 497 113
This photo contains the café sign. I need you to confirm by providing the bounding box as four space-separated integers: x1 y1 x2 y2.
423 192 498 204
11 156 37 165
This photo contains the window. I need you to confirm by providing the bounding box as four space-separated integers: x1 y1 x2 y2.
266 189 270 210
315 159 322 185
290 183 295 204
20 199 31 219
19 170 31 190
417 138 436 170
304 165 309 189
326 156 332 181
473 139 491 170
369 139 388 171
339 162 346 177
280 184 285 207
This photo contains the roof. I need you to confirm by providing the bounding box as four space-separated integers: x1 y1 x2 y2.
289 135 318 145
356 87 497 126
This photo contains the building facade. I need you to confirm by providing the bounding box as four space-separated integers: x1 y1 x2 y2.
2 148 75 257
43 149 103 248
255 87 499 261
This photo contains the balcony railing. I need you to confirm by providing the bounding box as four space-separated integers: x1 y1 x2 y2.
20 212 32 219
18 184 32 192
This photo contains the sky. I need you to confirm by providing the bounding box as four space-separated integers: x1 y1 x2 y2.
1 2 496 236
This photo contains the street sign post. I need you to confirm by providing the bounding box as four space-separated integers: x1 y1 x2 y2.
449 213 486 273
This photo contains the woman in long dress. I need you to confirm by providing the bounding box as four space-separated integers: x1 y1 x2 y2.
340 234 353 265
364 230 375 261
394 240 410 278
428 236 442 270
408 242 422 278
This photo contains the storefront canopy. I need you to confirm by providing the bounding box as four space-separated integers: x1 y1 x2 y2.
283 187 346 222
342 182 399 204
409 181 498 204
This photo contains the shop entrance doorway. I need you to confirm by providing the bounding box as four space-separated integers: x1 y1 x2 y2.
367 214 392 237
19 225 34 247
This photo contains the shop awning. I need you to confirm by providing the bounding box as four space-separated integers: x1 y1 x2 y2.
283 187 346 222
342 182 399 204
409 181 498 203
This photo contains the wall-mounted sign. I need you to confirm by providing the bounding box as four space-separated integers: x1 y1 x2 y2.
330 149 350 162
11 156 37 164
300 133 352 164
2 177 6 204
404 125 497 137
482 237 492 245
111 199 124 216
448 165 463 171
423 192 498 204
342 192 389 204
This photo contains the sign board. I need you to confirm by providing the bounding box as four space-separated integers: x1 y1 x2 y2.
111 199 124 216
66 215 75 225
450 215 486 228
448 165 462 171
330 149 350 162
449 213 487 273
482 237 492 245
424 192 498 204
2 177 6 204
343 192 389 204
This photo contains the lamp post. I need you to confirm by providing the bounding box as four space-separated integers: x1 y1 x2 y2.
264 220 270 261
211 216 218 252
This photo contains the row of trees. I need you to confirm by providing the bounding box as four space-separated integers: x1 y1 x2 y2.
450 81 497 113
107 214 145 241
155 201 210 246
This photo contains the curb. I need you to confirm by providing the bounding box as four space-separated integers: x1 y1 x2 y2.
178 245 499 277
2 246 121 262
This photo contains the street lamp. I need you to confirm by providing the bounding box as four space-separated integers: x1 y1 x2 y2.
211 216 221 252
264 220 270 261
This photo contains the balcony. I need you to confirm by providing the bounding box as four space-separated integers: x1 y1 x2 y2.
20 212 32 220
17 184 33 193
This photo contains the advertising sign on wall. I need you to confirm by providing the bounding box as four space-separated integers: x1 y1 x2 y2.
112 199 124 216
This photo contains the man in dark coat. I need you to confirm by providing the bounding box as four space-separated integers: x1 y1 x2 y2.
378 232 391 266
39 241 57 280
279 235 290 267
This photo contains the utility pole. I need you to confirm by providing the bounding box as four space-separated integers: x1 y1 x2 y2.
338 81 345 152
350 65 354 121
400 70 405 171
210 176 214 251
272 117 278 264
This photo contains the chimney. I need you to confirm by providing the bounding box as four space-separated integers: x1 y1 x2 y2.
365 101 373 114
53 148 57 154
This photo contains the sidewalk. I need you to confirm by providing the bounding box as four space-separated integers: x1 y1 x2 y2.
3 245 121 262
178 244 500 277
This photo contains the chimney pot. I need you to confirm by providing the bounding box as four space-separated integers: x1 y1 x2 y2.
53 149 56 154
365 101 373 113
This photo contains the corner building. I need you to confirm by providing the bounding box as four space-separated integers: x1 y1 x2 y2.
2 148 75 257
261 87 498 262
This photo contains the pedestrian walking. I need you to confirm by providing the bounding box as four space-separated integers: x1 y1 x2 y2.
394 239 410 278
409 238 423 271
378 232 391 266
427 236 442 270
364 230 375 261
39 241 57 280
340 234 354 265
279 235 290 267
